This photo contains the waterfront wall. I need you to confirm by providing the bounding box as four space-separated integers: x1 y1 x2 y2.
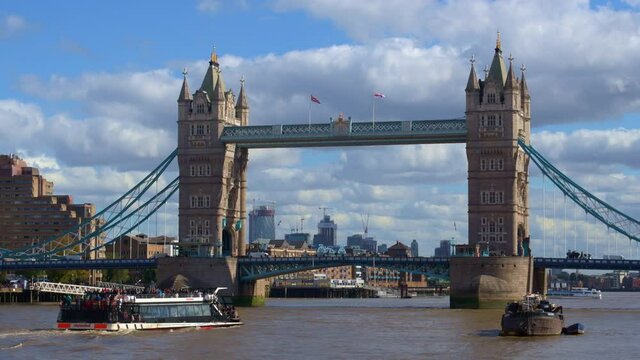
449 256 532 309
156 257 268 306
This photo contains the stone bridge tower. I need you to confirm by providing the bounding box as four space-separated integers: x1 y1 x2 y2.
465 35 531 256
177 49 249 257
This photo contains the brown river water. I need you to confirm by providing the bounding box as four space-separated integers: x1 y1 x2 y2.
1 293 639 359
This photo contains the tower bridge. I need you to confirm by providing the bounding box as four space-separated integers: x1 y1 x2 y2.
2 36 640 308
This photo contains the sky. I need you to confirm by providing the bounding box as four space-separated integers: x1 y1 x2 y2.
2 0 640 258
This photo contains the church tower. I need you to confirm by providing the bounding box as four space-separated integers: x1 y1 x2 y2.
177 48 249 257
465 34 531 256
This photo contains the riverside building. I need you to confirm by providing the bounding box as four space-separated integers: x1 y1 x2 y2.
0 154 102 258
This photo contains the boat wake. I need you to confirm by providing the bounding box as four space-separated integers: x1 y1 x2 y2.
0 342 22 350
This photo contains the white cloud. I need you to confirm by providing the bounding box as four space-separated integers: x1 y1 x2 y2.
0 14 28 38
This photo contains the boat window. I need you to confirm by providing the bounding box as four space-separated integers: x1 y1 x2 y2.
137 303 211 319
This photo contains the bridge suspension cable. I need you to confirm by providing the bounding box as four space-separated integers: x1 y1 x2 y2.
519 139 640 243
1 149 178 260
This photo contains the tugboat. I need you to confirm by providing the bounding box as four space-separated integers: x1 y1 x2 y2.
500 294 565 336
57 287 242 331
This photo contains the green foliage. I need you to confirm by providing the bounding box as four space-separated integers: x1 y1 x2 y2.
103 269 130 284
46 270 90 284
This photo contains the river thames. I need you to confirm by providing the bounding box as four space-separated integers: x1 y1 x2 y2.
1 292 639 359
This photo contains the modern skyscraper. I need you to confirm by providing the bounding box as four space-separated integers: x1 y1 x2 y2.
410 239 419 257
313 215 337 247
0 154 101 258
248 205 275 243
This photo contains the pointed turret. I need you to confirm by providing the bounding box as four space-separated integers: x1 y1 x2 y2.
520 65 530 99
212 69 226 103
235 76 249 124
504 55 518 90
465 56 480 92
486 32 507 87
200 47 219 97
236 76 249 109
178 68 192 102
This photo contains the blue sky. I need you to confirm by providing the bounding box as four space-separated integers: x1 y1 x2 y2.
2 0 640 257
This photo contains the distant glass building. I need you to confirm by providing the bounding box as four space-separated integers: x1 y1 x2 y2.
378 243 388 254
434 240 452 257
347 234 377 252
248 205 275 243
410 239 419 257
313 215 337 247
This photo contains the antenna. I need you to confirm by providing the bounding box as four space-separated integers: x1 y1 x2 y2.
300 217 305 233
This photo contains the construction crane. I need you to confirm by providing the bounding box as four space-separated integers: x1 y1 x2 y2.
361 212 370 238
318 207 332 217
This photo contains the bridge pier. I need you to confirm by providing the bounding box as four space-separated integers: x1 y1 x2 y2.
449 256 533 309
532 266 547 296
156 257 267 306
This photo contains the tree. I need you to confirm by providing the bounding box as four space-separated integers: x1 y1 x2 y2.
103 269 130 284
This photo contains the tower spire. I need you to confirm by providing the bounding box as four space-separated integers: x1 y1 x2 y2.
496 31 501 52
504 54 518 90
465 55 480 92
178 67 192 102
236 75 249 109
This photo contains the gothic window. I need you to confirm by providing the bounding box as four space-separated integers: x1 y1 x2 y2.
498 235 504 242
481 192 488 204
206 124 210 134
498 192 504 204
489 235 496 242
489 192 496 204
480 159 486 171
498 217 503 225
497 159 504 170
197 197 204 208
190 125 195 136
198 166 204 176
487 115 496 127
196 103 206 113
204 195 210 208
481 217 487 225
489 159 495 171
190 196 197 208
488 93 496 104
190 166 196 176
489 222 496 233
196 124 205 135
481 235 487 242
205 164 211 176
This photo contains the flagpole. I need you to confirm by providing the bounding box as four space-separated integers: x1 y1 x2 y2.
372 96 376 128
308 98 311 130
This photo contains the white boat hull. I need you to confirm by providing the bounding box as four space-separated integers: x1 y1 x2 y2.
57 321 242 331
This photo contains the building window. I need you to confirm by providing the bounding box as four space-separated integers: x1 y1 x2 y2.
206 164 211 176
488 94 496 104
480 191 504 204
190 125 195 135
190 166 196 176
497 159 503 170
480 159 486 171
198 166 204 176
196 124 205 135
196 103 206 113
481 217 487 225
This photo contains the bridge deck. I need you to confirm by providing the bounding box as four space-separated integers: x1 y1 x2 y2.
221 119 467 148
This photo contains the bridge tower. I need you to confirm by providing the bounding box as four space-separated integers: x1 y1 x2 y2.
465 34 531 256
177 49 249 257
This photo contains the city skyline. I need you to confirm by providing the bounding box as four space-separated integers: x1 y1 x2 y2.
2 1 640 257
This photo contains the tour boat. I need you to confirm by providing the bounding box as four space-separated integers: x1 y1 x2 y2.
546 287 602 299
56 288 242 331
500 294 565 336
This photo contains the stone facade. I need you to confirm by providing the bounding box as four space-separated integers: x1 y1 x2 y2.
465 35 531 256
177 49 249 257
